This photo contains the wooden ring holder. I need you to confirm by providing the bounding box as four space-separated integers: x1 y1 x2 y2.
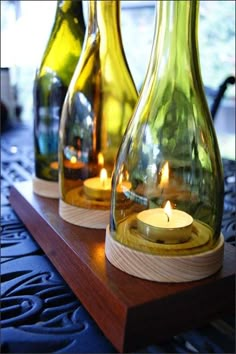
32 176 59 199
59 199 109 229
105 226 224 282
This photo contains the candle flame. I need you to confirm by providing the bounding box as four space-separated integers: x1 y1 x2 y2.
98 152 104 166
160 162 169 186
164 200 172 222
70 156 77 164
100 168 108 188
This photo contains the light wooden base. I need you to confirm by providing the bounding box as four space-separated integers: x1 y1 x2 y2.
105 226 225 282
59 199 109 229
32 176 59 199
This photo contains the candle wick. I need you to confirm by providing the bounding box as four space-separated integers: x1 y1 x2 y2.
165 213 170 222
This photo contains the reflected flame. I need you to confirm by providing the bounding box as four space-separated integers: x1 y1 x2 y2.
118 174 123 184
98 152 104 166
164 200 172 222
160 162 169 186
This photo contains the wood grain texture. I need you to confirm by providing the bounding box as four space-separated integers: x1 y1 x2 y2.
59 199 109 229
105 227 224 282
10 181 236 353
32 176 59 199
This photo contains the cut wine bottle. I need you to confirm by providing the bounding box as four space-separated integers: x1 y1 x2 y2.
105 0 224 282
33 0 86 198
58 0 138 228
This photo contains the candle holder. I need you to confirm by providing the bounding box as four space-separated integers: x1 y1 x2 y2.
105 0 225 282
32 0 85 199
58 0 138 228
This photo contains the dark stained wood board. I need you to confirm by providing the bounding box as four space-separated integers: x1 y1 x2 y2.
10 181 235 353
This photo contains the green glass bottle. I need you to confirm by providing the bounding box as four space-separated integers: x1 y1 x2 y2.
33 0 85 198
58 0 138 228
108 1 224 257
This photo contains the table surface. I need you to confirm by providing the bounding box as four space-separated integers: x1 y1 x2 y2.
1 123 235 354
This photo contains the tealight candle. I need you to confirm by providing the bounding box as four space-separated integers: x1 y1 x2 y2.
64 156 85 169
84 168 112 200
84 169 132 201
137 201 193 243
50 161 59 170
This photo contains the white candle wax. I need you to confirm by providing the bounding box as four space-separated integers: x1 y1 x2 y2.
137 208 193 243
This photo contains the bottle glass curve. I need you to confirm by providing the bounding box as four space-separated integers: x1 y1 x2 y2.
110 0 224 255
34 0 86 182
59 0 138 210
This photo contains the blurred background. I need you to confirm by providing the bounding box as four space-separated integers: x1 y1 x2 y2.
1 0 235 159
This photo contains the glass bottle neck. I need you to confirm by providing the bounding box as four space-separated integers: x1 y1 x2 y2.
58 0 83 14
55 0 85 28
151 0 199 82
87 0 121 45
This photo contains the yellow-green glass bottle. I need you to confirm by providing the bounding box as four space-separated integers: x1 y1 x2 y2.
109 0 224 255
33 0 85 198
58 0 138 227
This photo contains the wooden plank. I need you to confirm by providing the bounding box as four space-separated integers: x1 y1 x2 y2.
10 181 235 352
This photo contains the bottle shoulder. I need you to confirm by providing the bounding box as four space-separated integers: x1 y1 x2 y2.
37 14 85 83
68 43 138 99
